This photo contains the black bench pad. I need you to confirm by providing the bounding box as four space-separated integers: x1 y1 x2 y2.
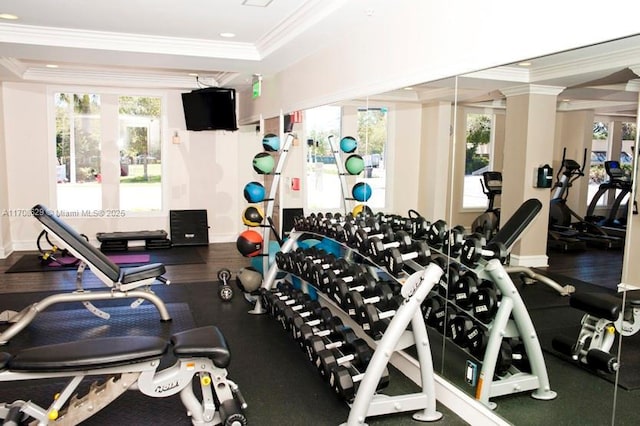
4 336 168 372
120 263 166 284
171 326 230 368
570 292 622 321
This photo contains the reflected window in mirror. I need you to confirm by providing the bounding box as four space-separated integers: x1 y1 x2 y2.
305 105 343 210
357 106 388 209
463 112 495 209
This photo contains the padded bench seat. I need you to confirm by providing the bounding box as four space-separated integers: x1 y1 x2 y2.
0 326 230 372
570 291 640 321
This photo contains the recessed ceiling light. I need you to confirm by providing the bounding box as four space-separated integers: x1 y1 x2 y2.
45 64 58 68
561 99 571 102
242 0 273 7
0 13 18 20
518 61 532 67
219 32 236 38
188 73 199 77
403 87 414 91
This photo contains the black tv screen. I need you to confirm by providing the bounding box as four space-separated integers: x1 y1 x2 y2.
181 87 238 131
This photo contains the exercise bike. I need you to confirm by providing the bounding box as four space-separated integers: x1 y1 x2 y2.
0 326 248 425
471 171 502 240
551 291 640 374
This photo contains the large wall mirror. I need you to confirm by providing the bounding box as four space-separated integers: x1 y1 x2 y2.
286 34 640 424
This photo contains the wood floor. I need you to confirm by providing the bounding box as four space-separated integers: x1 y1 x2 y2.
0 242 624 295
0 243 252 294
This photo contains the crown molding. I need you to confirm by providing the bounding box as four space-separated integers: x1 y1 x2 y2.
0 57 27 78
255 0 346 58
22 67 219 89
500 84 565 97
0 23 260 60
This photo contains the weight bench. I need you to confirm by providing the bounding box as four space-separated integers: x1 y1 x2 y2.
0 204 172 345
552 291 640 373
0 325 247 425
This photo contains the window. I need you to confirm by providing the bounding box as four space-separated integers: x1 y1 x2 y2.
54 92 163 213
118 96 162 212
305 105 343 211
55 93 102 211
356 107 388 209
463 112 494 209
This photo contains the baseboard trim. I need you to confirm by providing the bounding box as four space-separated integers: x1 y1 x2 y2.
509 254 548 268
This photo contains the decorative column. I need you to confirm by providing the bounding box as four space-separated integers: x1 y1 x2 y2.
500 85 564 267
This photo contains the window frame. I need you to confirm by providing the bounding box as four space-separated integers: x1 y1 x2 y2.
47 86 169 217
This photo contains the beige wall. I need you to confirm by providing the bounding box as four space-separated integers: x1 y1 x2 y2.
0 85 9 257
0 82 251 254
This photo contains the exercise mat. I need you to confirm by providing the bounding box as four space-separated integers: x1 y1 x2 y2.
5 246 205 273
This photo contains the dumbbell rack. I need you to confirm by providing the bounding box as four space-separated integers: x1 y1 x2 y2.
258 133 295 275
417 199 556 408
260 230 444 425
427 254 556 408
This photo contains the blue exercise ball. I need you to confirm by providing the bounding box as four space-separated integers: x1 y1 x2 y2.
340 136 357 153
243 181 266 203
352 182 373 202
262 133 280 152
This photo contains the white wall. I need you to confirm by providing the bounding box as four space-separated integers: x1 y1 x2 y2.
240 1 640 122
0 82 249 255
0 85 9 257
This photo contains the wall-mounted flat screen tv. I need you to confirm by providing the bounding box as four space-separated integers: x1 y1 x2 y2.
181 87 238 131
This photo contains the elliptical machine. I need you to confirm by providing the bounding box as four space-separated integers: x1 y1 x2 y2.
471 171 502 240
584 159 634 238
547 148 623 251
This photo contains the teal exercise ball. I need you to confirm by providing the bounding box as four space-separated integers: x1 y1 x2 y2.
253 152 275 174
340 136 357 153
345 154 365 175
352 182 373 202
262 133 280 152
243 181 266 203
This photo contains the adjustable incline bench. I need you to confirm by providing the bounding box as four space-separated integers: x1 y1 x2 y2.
0 325 248 425
0 204 172 345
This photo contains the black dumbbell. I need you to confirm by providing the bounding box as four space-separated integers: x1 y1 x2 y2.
272 294 315 321
259 283 298 312
217 268 234 301
319 263 369 294
460 235 508 268
447 314 474 347
368 230 412 263
437 263 461 300
300 253 337 280
286 303 333 335
279 299 324 329
451 272 479 310
304 326 359 362
383 240 431 276
445 225 466 258
426 219 448 249
353 225 395 256
470 280 500 324
297 316 347 350
343 283 394 318
357 295 404 336
316 339 373 380
310 258 351 290
331 273 378 306
330 364 390 402
465 325 488 358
